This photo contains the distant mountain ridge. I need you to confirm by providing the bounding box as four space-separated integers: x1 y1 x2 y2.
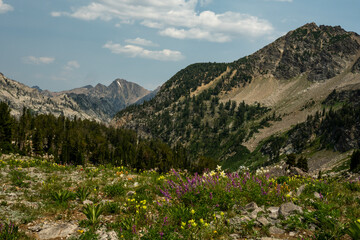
0 73 153 122
113 23 360 170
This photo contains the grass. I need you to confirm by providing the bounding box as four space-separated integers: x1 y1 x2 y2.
0 154 359 239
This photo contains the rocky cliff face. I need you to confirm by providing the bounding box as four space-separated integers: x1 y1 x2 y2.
0 73 151 122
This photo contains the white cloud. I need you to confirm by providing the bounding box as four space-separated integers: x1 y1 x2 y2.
22 56 55 65
159 28 230 43
64 60 80 71
125 38 158 47
103 41 184 61
51 0 274 42
0 0 13 14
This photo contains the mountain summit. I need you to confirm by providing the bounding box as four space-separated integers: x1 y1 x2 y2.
0 74 151 122
113 23 360 167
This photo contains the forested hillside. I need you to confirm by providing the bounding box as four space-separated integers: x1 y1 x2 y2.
0 101 210 173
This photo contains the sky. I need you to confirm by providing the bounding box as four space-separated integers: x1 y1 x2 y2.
0 0 359 92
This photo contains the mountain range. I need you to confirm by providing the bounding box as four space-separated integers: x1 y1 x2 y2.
0 73 155 122
2 22 360 173
113 23 360 172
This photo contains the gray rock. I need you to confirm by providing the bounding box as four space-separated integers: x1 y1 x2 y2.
268 218 280 226
126 191 136 196
250 207 264 219
289 231 296 237
83 199 93 205
314 192 321 199
36 222 78 240
244 202 258 211
257 216 271 226
269 226 285 235
228 216 251 230
296 184 306 197
96 227 119 240
279 202 303 217
267 207 279 219
229 233 241 240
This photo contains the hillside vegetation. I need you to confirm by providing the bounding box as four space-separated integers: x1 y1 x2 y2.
113 23 360 170
0 155 360 239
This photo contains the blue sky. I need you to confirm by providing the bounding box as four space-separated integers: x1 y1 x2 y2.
0 0 359 91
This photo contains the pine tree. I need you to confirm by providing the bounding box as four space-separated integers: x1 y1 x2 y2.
0 102 13 153
296 156 309 172
286 153 297 167
350 150 360 172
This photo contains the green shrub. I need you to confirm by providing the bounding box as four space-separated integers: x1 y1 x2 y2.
9 169 30 188
76 187 91 202
82 204 104 227
51 189 74 205
346 219 360 240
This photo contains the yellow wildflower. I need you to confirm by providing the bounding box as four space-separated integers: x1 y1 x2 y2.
191 209 195 214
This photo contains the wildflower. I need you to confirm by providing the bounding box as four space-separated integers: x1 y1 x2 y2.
142 206 147 210
191 209 195 214
214 230 217 234
220 212 224 217
200 218 204 224
204 223 209 227
77 229 84 234
181 222 186 227
357 219 360 223
216 165 221 171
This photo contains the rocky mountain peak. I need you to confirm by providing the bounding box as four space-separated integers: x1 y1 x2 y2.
0 73 152 122
249 23 360 81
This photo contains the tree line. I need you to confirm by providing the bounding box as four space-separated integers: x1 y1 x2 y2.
0 101 216 173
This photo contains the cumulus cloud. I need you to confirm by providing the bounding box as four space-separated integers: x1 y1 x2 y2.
0 0 13 14
64 60 80 71
125 38 158 47
103 41 184 61
22 56 55 65
51 0 274 42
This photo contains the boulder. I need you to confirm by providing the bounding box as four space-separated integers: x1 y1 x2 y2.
228 216 251 230
269 226 285 235
267 206 280 219
35 222 78 240
279 202 303 217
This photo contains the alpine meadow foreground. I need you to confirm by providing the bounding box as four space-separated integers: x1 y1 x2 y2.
0 154 359 239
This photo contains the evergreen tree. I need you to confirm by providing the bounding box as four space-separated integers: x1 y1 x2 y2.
286 153 297 167
350 150 360 172
0 102 13 153
296 156 309 172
